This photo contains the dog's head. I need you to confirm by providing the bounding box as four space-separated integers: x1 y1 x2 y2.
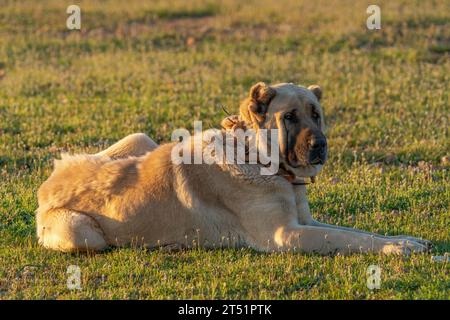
238 82 327 178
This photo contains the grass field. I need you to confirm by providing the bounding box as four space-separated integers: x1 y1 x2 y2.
0 0 449 299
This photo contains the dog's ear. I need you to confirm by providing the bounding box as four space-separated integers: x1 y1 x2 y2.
240 82 276 127
308 84 322 101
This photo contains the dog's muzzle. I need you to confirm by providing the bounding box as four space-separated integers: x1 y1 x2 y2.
308 135 327 165
286 131 328 168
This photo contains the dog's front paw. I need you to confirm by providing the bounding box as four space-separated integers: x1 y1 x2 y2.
389 235 433 251
381 240 428 255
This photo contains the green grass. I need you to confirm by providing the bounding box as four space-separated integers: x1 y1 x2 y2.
0 0 449 299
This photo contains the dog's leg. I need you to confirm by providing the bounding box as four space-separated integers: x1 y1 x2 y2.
293 185 432 249
307 220 432 249
97 133 158 159
272 224 428 255
36 209 107 252
293 184 315 225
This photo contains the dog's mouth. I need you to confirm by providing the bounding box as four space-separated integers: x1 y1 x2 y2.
278 162 319 184
285 144 328 168
309 157 325 165
277 134 326 182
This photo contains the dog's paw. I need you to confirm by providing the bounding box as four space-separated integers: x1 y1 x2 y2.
389 235 433 251
381 240 428 255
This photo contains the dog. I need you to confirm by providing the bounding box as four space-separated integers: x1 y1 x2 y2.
36 82 431 254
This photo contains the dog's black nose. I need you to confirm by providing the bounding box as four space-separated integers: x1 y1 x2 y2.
308 136 327 165
309 137 327 151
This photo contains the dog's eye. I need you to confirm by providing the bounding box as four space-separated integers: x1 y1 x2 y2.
312 110 320 123
284 113 294 120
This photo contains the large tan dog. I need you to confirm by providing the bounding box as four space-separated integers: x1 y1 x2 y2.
36 83 431 255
